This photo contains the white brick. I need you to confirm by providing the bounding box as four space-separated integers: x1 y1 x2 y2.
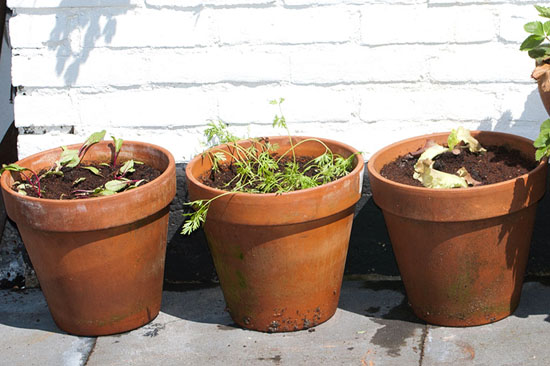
77 88 217 127
217 86 356 124
9 14 68 48
499 5 540 43
12 48 289 87
8 0 139 8
429 0 534 4
78 8 214 48
14 91 79 127
17 133 84 160
290 45 427 84
428 44 533 83
145 0 274 7
360 85 500 122
76 127 206 162
498 84 548 123
217 7 356 45
361 5 495 45
285 0 424 5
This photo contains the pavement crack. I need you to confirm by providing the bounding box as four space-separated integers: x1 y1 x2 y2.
83 337 97 366
418 324 428 366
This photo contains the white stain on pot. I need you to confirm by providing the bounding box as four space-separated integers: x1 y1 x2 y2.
359 168 364 195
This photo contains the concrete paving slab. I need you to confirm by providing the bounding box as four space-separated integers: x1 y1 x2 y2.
423 281 550 366
5 280 550 366
0 289 95 366
87 280 424 366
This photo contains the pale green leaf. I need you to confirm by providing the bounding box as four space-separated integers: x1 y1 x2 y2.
536 5 550 19
447 127 486 153
111 135 123 154
417 144 448 162
82 166 102 176
119 160 135 175
525 21 544 35
104 179 129 192
1 163 28 174
73 177 86 186
413 159 468 189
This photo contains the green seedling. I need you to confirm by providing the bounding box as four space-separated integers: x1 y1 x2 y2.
2 130 147 199
0 164 42 197
111 136 123 167
182 99 359 235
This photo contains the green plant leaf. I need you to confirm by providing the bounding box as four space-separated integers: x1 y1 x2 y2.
82 166 102 176
104 179 129 192
520 34 545 51
447 127 486 153
1 163 28 174
536 147 549 161
544 21 550 34
98 189 117 196
73 177 86 186
525 21 544 35
111 135 123 154
119 160 135 175
528 46 550 60
540 118 550 132
59 146 81 168
79 130 106 157
40 170 64 178
536 5 550 19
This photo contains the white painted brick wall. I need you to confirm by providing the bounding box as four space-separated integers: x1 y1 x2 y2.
7 0 549 162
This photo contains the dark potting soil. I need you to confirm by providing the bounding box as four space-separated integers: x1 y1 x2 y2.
200 156 331 192
380 145 537 187
12 162 161 200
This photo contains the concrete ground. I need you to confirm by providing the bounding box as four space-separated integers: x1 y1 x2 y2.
1 279 550 366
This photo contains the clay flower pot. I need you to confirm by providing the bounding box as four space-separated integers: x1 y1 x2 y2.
0 141 176 336
368 131 547 326
532 62 550 116
186 136 364 332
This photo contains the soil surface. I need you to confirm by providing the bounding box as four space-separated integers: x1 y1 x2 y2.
200 156 334 192
380 145 537 187
11 162 161 199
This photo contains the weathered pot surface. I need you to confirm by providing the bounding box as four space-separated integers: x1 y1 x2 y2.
0 140 176 336
186 136 364 332
532 62 550 116
368 131 547 326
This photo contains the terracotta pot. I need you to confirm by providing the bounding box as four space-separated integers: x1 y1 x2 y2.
186 136 364 332
0 141 176 335
532 62 550 116
368 131 547 326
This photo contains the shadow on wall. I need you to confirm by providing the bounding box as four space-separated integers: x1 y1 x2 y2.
478 88 546 135
48 0 132 85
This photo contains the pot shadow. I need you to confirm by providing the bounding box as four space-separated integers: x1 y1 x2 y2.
0 288 68 334
345 167 399 276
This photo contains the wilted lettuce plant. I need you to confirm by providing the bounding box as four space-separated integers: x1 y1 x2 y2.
181 99 358 234
413 127 486 189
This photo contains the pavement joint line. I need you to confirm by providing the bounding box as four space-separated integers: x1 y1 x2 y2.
83 337 97 366
418 324 428 366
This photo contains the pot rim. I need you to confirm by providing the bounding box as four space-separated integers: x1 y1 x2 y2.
185 135 365 199
0 140 175 204
367 130 547 194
